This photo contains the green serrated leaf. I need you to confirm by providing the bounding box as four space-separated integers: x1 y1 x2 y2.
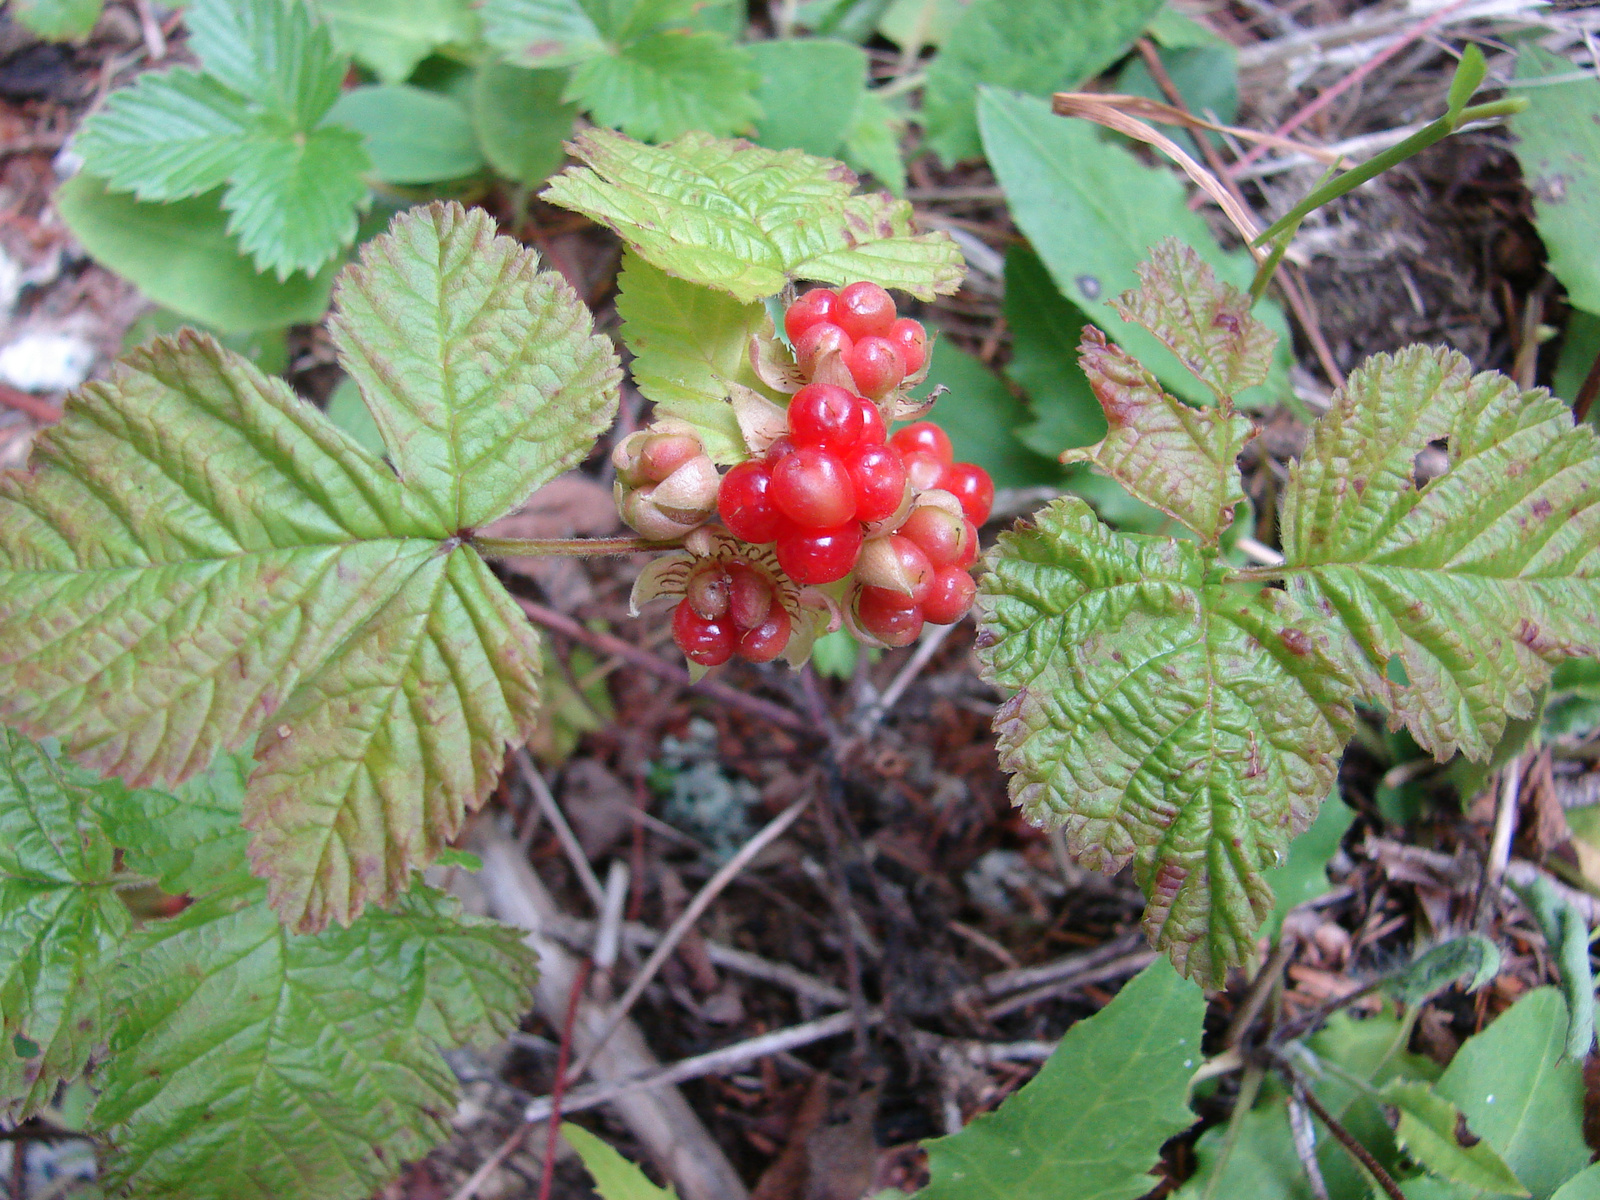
564 1124 677 1199
1062 327 1253 543
922 958 1204 1199
1279 346 1600 762
977 88 1291 408
330 202 619 530
220 122 370 279
93 749 255 898
841 90 907 195
481 0 607 66
747 38 867 156
93 884 539 1200
1511 48 1600 313
1430 988 1590 1198
471 63 579 185
73 69 251 201
565 30 761 141
976 497 1354 984
311 0 480 83
543 129 964 302
1002 244 1104 457
54 174 337 334
615 250 777 463
1111 238 1275 403
327 85 484 184
0 730 128 1121
922 0 1165 164
0 203 618 932
1383 1080 1529 1196
184 0 346 128
11 0 104 39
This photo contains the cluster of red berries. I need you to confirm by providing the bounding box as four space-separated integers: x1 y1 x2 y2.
662 282 994 662
670 560 792 668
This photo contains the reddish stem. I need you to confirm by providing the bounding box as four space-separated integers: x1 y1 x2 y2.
0 384 61 424
539 957 594 1200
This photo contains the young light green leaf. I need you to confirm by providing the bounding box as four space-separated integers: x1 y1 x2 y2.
564 1124 677 1199
566 30 762 142
94 885 539 1200
327 85 485 184
976 497 1354 984
747 38 867 156
71 69 251 201
480 0 608 68
182 0 345 128
977 87 1290 408
330 202 620 531
54 175 337 334
93 750 255 898
1429 988 1591 1198
1111 237 1276 403
11 0 104 40
219 123 369 279
0 203 618 932
1279 346 1600 762
841 90 908 195
1388 935 1502 1008
472 63 579 185
1382 1080 1529 1197
922 958 1204 1199
1061 327 1254 543
544 129 964 302
0 730 128 1121
615 251 778 463
311 0 480 83
922 0 1165 164
1511 48 1600 313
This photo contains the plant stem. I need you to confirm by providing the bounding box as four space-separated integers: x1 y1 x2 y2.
1291 1075 1406 1200
471 534 669 559
1199 1065 1265 1200
1253 98 1527 248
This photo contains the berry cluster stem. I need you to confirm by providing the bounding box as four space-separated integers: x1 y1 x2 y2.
471 534 675 559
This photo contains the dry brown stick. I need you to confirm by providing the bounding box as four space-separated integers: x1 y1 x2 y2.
516 597 814 736
561 795 814 1088
1292 1076 1406 1200
514 749 606 911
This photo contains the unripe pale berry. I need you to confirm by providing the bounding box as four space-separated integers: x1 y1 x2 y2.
844 336 905 399
898 504 973 568
794 322 853 375
855 534 933 606
686 566 731 621
902 450 946 492
727 562 774 630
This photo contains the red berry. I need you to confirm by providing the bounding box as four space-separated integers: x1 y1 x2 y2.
836 282 897 341
921 565 976 625
737 606 791 663
843 443 908 524
940 461 994 524
785 288 840 344
776 524 863 585
844 336 906 399
902 450 946 492
857 534 934 606
727 562 774 630
887 317 928 376
794 322 853 375
717 460 783 544
672 599 734 666
853 396 887 446
788 383 863 451
889 421 954 464
855 587 924 647
771 447 856 530
765 435 796 462
898 505 973 569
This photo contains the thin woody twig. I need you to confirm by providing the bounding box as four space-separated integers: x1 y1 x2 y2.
515 749 606 912
561 796 813 1087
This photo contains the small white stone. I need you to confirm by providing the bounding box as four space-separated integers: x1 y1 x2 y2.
0 332 94 392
